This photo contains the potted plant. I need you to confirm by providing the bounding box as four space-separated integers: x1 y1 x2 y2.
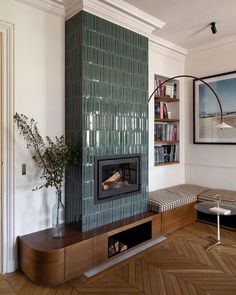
14 113 76 238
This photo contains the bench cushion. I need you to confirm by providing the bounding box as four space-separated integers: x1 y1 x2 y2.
198 188 236 206
149 184 208 213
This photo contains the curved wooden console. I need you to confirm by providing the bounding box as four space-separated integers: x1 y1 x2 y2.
18 212 161 286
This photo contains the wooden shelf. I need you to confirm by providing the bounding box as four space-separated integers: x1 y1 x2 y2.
155 96 179 103
155 161 180 167
154 75 180 166
155 118 179 123
155 140 179 145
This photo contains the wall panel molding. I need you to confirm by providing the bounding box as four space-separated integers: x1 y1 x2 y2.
186 162 236 170
0 20 15 273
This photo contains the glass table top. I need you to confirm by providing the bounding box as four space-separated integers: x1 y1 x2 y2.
195 201 236 216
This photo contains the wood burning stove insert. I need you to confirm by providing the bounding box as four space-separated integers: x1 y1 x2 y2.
94 154 141 203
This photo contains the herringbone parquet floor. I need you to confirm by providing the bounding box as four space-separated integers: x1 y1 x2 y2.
2 221 236 295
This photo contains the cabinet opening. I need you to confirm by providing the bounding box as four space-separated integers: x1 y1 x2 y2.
108 221 152 258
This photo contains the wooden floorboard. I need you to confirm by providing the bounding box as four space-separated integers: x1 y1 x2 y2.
2 221 236 294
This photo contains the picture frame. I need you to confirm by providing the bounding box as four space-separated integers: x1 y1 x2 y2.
193 71 236 144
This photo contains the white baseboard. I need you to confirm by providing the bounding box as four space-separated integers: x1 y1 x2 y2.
6 259 17 273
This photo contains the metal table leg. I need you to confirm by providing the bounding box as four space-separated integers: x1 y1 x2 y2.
207 213 221 251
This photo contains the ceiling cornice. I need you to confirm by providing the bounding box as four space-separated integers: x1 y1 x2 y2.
188 36 236 57
101 0 165 32
149 41 186 63
15 0 188 55
64 0 187 55
64 0 82 19
64 0 164 36
15 0 65 17
149 35 188 56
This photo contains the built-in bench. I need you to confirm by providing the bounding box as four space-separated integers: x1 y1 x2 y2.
198 188 236 206
149 184 208 234
149 184 236 233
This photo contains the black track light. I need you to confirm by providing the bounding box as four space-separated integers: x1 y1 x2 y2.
211 22 217 34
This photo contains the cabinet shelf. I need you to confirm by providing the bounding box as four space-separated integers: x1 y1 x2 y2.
155 140 179 145
155 96 179 103
154 74 180 167
155 161 180 167
155 118 179 123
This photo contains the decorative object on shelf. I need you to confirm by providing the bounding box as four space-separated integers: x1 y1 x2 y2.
52 190 65 238
194 71 236 144
14 113 77 238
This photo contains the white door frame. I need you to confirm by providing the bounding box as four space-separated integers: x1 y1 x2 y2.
0 20 15 273
0 31 2 274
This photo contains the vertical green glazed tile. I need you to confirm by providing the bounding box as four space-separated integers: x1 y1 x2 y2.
66 10 148 231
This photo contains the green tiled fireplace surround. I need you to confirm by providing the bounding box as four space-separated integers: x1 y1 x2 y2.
65 11 148 231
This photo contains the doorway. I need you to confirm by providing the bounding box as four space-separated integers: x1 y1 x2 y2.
0 32 2 273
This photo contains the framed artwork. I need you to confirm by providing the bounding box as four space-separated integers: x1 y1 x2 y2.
193 71 236 144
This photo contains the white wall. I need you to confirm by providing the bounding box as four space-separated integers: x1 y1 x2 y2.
185 41 236 190
0 0 64 269
148 42 186 191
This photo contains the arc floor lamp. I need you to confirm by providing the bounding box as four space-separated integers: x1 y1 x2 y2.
148 74 232 129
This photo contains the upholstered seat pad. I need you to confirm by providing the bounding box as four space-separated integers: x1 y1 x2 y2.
149 184 208 213
198 188 236 206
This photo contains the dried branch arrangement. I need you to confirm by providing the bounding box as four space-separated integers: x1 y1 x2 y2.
14 113 76 193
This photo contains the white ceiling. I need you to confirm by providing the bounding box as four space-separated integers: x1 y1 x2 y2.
122 0 236 50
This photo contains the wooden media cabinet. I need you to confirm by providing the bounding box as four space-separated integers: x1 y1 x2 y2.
18 212 161 286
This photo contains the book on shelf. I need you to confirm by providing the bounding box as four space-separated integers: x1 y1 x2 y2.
154 144 177 164
155 101 168 119
163 103 168 119
154 78 160 96
154 77 178 98
165 83 174 98
154 123 178 141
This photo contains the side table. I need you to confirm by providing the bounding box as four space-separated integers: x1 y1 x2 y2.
195 201 236 251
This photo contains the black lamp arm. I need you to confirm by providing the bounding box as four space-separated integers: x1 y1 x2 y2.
148 74 223 124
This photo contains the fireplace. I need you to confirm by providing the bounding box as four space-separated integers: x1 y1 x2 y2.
65 11 148 231
94 154 141 203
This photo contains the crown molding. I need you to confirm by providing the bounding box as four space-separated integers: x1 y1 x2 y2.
15 0 65 17
64 0 83 19
65 0 163 36
188 36 236 57
149 34 188 56
149 40 186 62
101 0 165 31
15 0 187 55
64 0 188 55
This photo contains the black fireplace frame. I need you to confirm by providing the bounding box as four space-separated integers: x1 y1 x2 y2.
94 154 141 204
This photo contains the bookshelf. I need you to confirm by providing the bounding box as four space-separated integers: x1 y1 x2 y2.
154 74 180 166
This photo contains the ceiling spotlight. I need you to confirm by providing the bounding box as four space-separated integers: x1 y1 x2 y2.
211 22 217 34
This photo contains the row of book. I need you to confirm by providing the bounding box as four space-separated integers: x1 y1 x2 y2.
154 123 178 142
155 102 169 119
154 78 177 98
154 145 177 164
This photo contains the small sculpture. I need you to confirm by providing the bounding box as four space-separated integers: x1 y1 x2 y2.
213 194 222 208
